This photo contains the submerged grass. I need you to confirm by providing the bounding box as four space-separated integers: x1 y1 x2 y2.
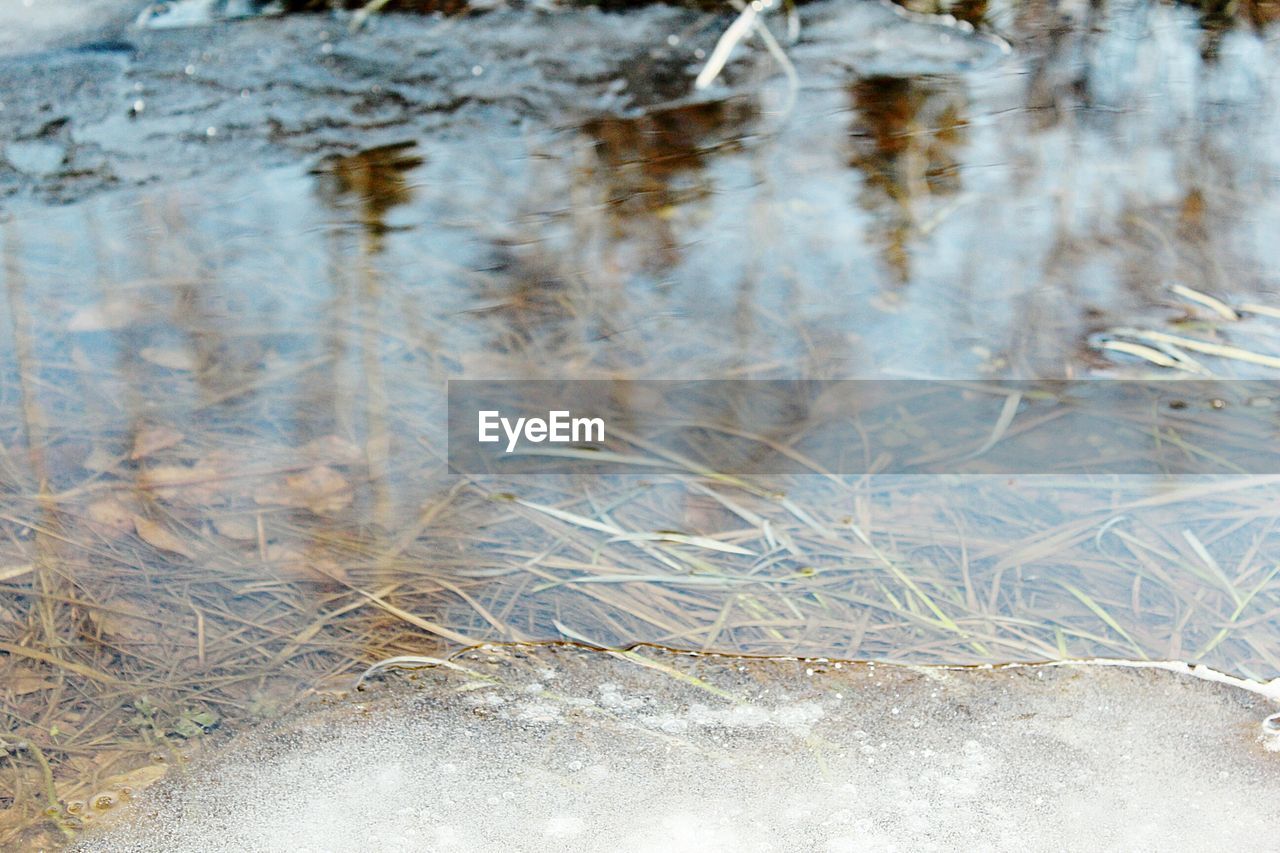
6 425 1280 847
7 368 1280 846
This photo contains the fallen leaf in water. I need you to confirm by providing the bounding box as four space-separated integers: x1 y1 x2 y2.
4 667 56 696
138 463 222 504
85 599 166 646
255 465 353 516
9 674 56 695
264 543 349 584
102 763 167 791
192 450 269 502
288 466 354 515
130 426 185 460
213 516 259 542
67 298 138 332
85 497 137 540
300 434 364 466
139 346 198 371
131 515 196 559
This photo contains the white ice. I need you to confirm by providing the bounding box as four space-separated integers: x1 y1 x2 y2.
80 646 1280 853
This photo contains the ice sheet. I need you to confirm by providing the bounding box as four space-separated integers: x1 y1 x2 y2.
81 645 1280 852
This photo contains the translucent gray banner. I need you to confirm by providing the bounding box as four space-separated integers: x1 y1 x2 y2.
447 380 1280 475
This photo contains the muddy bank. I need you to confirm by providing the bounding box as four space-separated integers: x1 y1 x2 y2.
0 0 1005 203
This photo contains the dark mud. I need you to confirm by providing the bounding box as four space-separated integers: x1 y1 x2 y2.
0 0 1006 203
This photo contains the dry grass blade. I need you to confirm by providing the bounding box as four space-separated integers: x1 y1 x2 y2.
1170 284 1239 321
0 642 127 686
354 654 490 688
959 391 1021 460
1096 340 1186 370
353 587 480 645
605 532 756 557
0 563 34 581
848 523 989 657
1057 582 1146 659
1107 327 1280 370
1197 564 1280 658
351 0 394 31
554 621 738 700
696 1 763 90
512 497 620 536
1240 302 1280 320
1181 529 1243 608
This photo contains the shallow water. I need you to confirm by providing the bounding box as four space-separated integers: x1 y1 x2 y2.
2 0 1280 846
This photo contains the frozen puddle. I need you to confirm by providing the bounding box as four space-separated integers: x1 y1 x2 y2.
81 645 1280 852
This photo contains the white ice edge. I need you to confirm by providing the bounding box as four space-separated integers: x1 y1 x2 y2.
994 658 1280 704
361 648 1280 705
94 650 1280 852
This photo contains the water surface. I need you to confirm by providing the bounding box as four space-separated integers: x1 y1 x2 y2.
2 0 1280 846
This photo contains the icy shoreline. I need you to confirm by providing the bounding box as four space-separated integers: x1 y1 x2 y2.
82 644 1280 852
